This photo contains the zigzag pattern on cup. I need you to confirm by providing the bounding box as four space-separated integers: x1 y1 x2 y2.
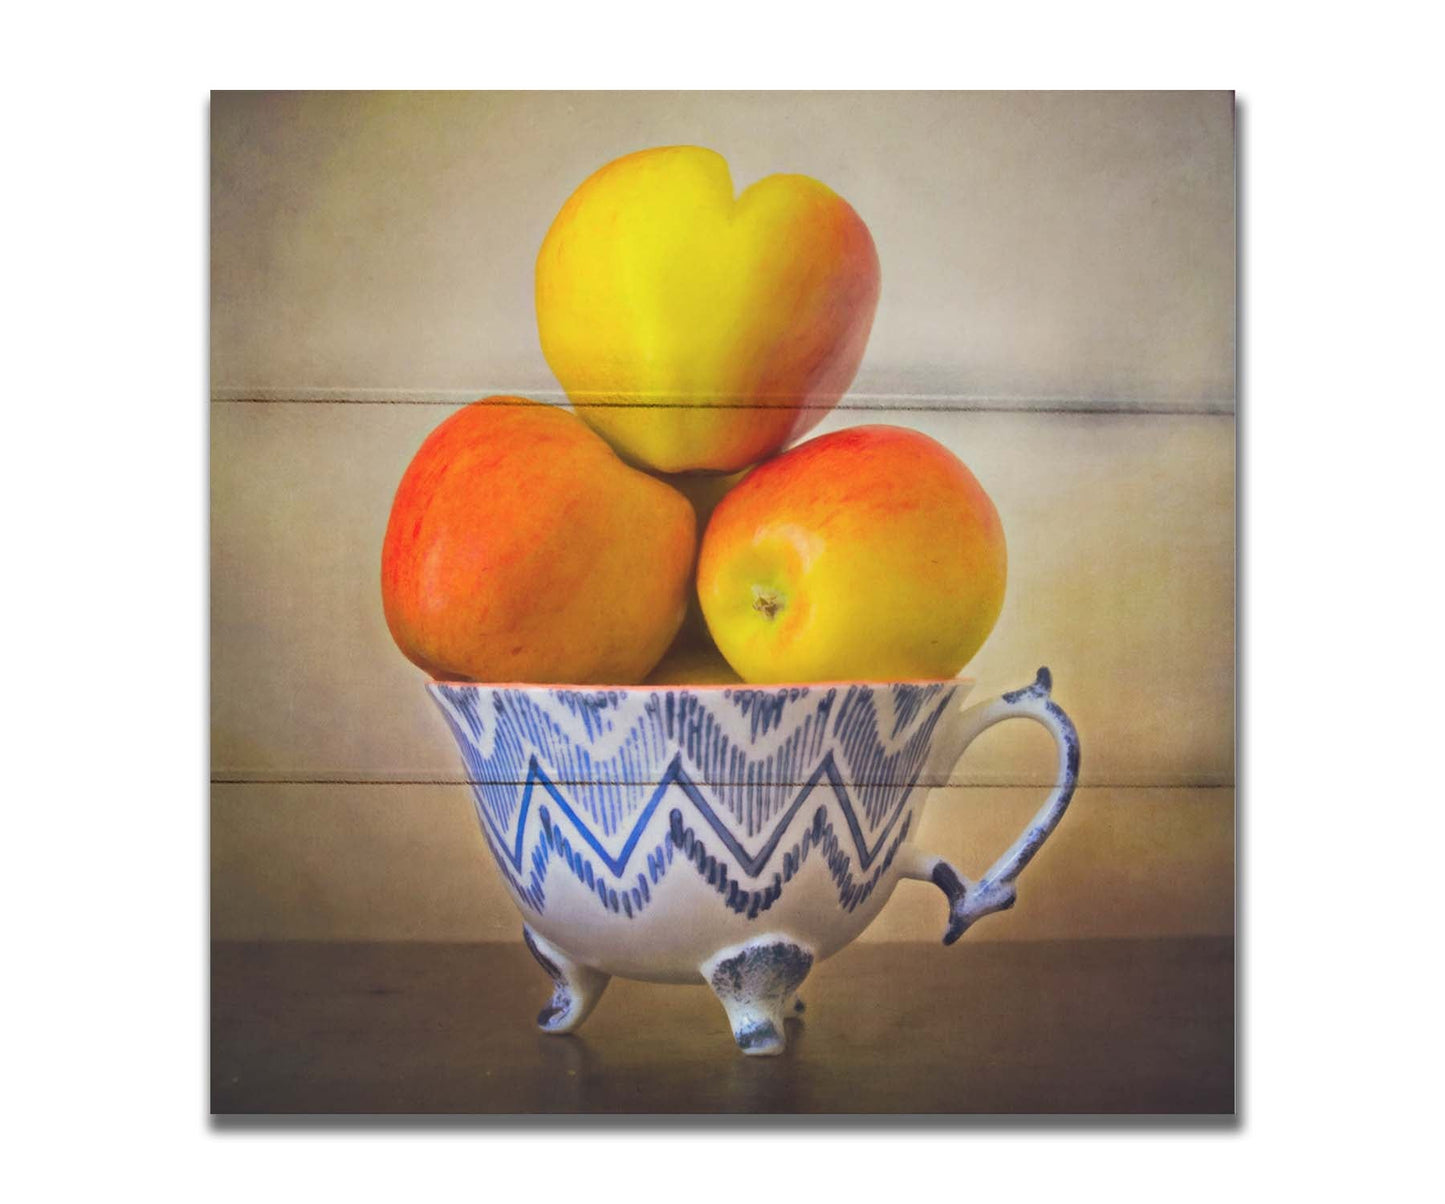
429 681 957 840
466 751 921 921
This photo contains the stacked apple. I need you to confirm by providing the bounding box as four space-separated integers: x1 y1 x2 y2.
382 147 1006 686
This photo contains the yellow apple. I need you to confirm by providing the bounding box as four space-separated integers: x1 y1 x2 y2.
536 146 880 474
643 645 743 686
696 426 1006 683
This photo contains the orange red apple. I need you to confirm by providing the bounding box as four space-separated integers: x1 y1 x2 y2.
696 426 1007 683
381 397 695 683
535 146 880 474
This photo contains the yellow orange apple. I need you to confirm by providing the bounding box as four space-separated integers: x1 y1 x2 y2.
536 145 881 474
381 397 695 683
643 645 743 687
697 426 1006 683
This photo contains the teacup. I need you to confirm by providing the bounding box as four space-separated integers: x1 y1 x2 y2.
429 667 1079 1055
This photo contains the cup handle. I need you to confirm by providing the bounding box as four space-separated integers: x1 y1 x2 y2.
898 667 1081 944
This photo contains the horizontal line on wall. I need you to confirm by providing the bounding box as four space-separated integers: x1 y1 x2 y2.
210 387 1235 416
209 778 1228 788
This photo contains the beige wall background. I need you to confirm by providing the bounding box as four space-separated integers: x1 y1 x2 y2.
210 90 1235 943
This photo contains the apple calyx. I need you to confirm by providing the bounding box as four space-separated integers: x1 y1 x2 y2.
751 585 786 621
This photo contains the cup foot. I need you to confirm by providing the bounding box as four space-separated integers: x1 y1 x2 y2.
522 926 611 1034
702 935 814 1057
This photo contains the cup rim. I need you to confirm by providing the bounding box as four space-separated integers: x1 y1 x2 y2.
428 675 976 691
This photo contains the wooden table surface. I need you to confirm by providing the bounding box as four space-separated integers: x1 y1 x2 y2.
211 937 1233 1116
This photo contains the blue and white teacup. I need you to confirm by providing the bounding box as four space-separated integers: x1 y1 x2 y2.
429 667 1079 1055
